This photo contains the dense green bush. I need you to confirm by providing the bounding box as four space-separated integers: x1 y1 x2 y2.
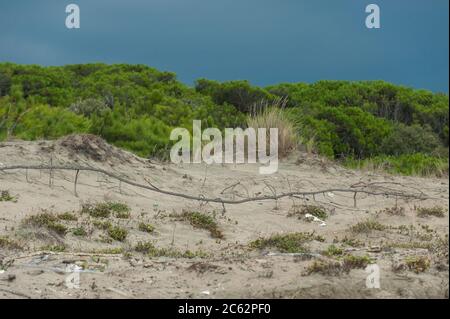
0 62 448 176
15 104 91 140
381 124 442 156
0 63 244 153
195 79 275 113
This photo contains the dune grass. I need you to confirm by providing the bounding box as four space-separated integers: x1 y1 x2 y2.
344 153 448 177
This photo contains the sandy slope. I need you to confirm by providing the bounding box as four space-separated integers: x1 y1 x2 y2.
0 135 448 299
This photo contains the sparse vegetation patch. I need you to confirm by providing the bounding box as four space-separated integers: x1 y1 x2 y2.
380 206 405 216
82 203 112 218
250 232 325 253
23 213 67 236
350 219 386 234
57 212 78 221
342 255 372 270
181 211 223 239
72 227 87 237
107 225 128 242
405 256 431 273
81 202 130 219
288 205 328 220
135 241 208 259
416 206 446 218
305 260 343 276
322 245 344 257
0 190 17 202
0 236 22 250
138 222 155 233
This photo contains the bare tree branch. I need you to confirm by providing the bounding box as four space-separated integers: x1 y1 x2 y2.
0 165 437 205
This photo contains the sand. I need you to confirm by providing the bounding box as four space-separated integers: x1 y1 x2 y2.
0 135 448 299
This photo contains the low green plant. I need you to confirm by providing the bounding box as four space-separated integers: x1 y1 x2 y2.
350 219 386 234
134 241 207 258
0 236 22 250
342 255 372 269
322 245 343 257
135 241 157 254
57 212 78 221
416 206 446 218
114 211 131 219
138 222 155 233
337 236 364 247
108 202 130 214
82 203 112 218
107 225 128 242
0 190 17 202
305 260 343 276
92 220 112 230
23 213 67 235
288 205 328 220
72 227 87 237
182 211 223 239
404 255 431 273
250 232 324 253
82 202 130 219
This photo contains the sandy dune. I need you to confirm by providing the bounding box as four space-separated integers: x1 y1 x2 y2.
0 135 448 299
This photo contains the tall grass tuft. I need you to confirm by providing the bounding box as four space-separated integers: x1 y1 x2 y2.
247 98 298 158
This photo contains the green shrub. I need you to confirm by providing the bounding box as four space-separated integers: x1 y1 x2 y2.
81 202 130 218
182 211 223 239
72 227 87 237
14 104 91 140
57 212 78 221
23 213 67 235
0 190 16 202
322 245 344 257
305 260 343 276
138 222 155 233
1 63 448 169
416 206 447 218
0 236 22 250
92 220 112 230
381 124 441 156
350 219 386 234
107 202 130 214
250 232 325 253
82 203 112 218
342 255 372 269
134 241 207 258
107 225 128 242
288 205 328 220
404 256 431 273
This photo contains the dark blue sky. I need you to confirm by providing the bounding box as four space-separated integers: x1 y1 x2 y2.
1 0 448 92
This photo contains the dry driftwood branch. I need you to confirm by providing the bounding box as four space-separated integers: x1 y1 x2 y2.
0 164 434 205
